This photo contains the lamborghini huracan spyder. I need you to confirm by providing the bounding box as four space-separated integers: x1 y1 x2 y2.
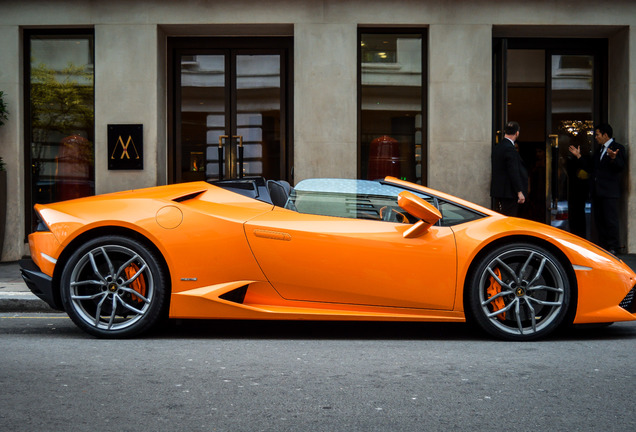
20 177 636 340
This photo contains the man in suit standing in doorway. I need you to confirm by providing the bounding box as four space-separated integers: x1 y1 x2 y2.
569 123 626 254
491 121 528 217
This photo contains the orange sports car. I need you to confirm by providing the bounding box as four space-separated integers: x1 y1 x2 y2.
20 176 636 340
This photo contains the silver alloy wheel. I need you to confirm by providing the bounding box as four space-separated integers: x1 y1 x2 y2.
68 244 155 331
476 247 566 337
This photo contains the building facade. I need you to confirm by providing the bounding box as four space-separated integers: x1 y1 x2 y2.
0 0 635 261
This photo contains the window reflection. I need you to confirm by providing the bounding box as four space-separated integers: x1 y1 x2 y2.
28 34 95 230
550 54 594 236
179 53 281 181
236 54 281 179
180 55 225 181
360 32 424 184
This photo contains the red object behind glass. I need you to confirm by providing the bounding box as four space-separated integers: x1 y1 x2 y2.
368 135 400 180
56 135 93 201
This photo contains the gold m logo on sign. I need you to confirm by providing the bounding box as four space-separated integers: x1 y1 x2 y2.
111 135 141 160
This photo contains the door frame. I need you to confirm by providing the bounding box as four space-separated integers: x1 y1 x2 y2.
357 28 429 184
23 28 96 236
167 37 294 184
493 38 608 129
492 37 608 224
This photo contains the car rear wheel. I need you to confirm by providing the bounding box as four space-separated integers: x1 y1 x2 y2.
60 235 169 338
467 243 570 341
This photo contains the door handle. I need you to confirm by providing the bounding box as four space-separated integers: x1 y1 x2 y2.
218 135 244 179
218 135 228 148
234 135 244 178
218 135 228 180
218 135 243 147
253 229 292 241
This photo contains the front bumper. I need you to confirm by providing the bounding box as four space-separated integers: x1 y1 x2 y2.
19 258 63 311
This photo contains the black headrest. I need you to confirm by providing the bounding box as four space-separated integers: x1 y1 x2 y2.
267 180 291 207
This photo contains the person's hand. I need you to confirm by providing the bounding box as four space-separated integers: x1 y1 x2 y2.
568 145 581 159
517 191 525 204
607 147 619 159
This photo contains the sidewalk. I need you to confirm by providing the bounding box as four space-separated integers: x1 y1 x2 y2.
0 261 59 312
2 255 636 313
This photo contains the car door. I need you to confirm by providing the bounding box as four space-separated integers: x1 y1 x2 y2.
244 208 457 310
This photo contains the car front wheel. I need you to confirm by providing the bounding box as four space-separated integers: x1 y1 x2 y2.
467 243 571 341
60 235 169 338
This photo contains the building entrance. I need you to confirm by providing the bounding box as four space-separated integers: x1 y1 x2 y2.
493 38 607 239
169 37 292 183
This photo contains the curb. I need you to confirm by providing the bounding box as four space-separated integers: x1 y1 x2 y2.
0 275 58 312
0 296 58 313
0 281 58 313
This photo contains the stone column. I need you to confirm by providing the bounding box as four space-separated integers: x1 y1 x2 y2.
0 25 25 261
428 24 492 207
94 24 162 194
293 23 357 182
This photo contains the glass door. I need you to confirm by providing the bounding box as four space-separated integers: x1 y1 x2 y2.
493 38 606 239
235 53 283 180
547 53 597 237
171 38 291 183
178 52 226 182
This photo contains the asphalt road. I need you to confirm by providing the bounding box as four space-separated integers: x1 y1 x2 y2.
1 315 634 432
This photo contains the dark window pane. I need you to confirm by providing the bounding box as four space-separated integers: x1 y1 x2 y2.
28 33 95 230
236 54 281 179
360 33 424 184
179 54 226 181
550 54 594 230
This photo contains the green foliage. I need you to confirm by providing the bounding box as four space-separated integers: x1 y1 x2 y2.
30 62 94 143
0 91 9 126
29 62 95 172
0 90 8 171
0 91 8 127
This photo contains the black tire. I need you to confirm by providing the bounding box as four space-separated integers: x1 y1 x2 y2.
467 243 571 341
60 235 169 338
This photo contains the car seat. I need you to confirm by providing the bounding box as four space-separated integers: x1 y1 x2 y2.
267 180 292 207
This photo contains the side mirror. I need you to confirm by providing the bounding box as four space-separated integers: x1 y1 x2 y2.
397 191 442 238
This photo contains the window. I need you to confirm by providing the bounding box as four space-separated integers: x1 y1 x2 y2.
437 200 484 226
25 30 95 232
287 179 422 221
359 29 427 184
286 178 484 226
169 37 292 184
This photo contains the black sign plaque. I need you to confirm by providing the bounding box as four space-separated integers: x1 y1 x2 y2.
108 124 143 170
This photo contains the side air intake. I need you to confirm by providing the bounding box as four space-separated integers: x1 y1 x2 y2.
172 191 205 203
219 285 248 304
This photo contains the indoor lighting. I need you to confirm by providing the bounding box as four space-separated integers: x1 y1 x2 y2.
559 120 594 137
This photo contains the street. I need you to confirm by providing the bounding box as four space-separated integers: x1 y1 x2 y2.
1 314 634 431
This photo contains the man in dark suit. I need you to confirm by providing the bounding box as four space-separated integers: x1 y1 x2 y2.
491 121 528 216
568 123 626 254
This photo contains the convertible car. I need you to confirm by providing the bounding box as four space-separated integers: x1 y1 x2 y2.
20 176 636 340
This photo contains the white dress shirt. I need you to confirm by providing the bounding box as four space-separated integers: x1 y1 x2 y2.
600 138 614 160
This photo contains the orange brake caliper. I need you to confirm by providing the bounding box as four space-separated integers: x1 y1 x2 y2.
486 268 506 320
124 263 146 303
